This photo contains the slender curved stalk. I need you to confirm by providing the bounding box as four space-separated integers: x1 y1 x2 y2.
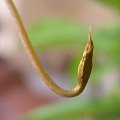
6 0 94 97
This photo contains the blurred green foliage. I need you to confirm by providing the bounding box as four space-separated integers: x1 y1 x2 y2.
28 19 86 50
22 96 120 120
98 0 120 11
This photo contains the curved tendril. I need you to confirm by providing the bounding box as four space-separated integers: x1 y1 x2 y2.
6 0 94 97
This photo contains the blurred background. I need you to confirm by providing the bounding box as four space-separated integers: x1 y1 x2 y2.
0 0 120 120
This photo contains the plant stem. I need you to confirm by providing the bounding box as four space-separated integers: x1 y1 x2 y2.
5 0 94 97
